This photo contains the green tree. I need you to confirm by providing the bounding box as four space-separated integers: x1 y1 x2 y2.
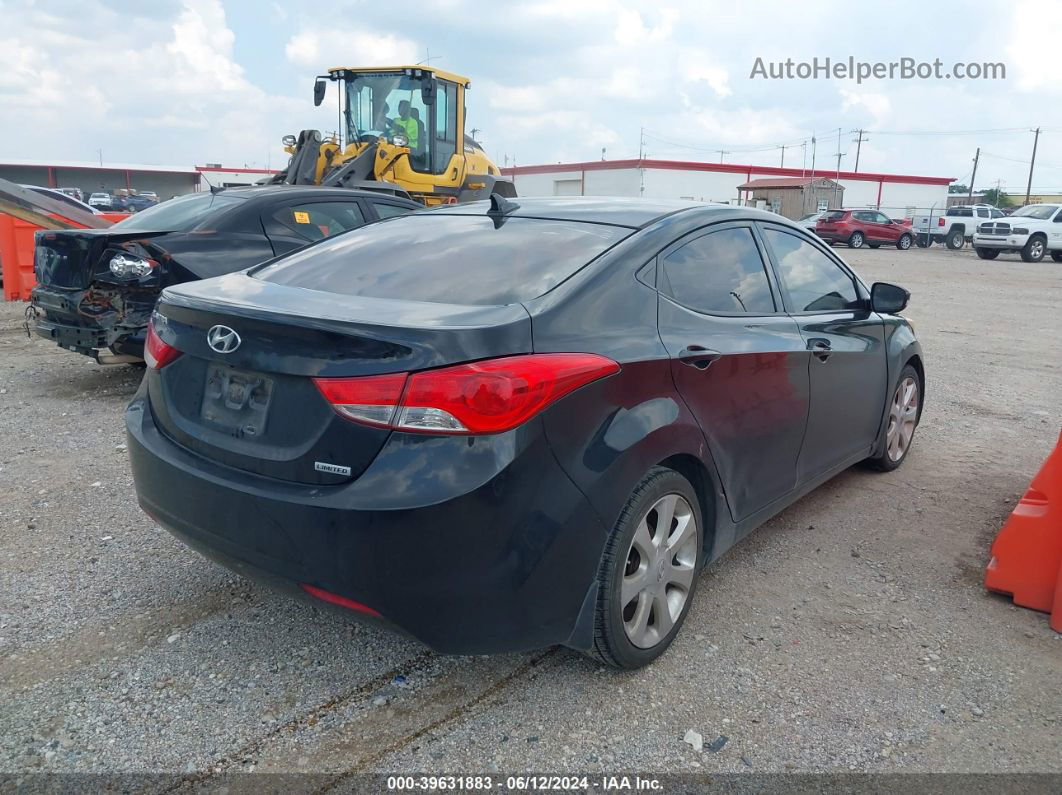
948 183 969 194
981 187 1013 207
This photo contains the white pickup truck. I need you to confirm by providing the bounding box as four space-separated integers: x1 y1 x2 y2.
912 204 1005 249
971 203 1062 262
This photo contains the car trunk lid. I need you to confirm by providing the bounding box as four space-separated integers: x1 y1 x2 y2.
147 274 533 484
34 228 173 290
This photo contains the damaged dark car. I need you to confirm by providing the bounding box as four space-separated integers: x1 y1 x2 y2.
29 185 420 363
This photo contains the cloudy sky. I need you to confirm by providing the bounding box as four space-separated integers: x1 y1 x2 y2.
3 0 1062 194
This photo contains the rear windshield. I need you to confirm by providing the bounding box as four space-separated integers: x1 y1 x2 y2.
824 211 847 221
946 208 973 217
110 192 245 232
254 214 632 305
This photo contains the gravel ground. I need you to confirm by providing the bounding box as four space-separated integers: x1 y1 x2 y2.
1 244 1060 778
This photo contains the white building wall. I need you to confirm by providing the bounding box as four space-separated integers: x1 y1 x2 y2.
643 169 743 204
511 164 950 218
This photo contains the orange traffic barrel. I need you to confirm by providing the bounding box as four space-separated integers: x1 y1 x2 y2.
985 429 1062 631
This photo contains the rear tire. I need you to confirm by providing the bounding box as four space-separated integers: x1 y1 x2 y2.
946 229 965 249
897 233 913 250
848 231 865 249
586 467 702 670
1021 235 1046 263
975 248 1000 260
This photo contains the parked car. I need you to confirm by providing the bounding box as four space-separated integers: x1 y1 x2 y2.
797 211 824 233
87 192 113 209
30 186 421 363
815 208 914 250
138 191 159 202
58 187 84 202
971 203 1062 262
21 185 103 216
127 197 924 669
116 193 159 213
912 204 1004 249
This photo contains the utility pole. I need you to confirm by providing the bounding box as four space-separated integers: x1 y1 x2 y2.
1025 127 1040 206
716 150 730 163
638 127 645 161
852 129 869 172
968 147 980 204
470 127 480 141
96 148 103 166
780 144 786 168
810 135 817 176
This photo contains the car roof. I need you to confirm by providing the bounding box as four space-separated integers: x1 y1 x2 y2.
429 196 726 228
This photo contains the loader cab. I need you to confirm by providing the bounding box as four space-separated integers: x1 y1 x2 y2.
334 67 463 178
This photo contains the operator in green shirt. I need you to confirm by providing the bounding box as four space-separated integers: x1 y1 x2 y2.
392 100 419 149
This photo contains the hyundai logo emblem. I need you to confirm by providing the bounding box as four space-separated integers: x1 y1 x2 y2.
206 325 241 354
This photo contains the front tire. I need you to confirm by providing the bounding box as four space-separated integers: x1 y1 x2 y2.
867 364 921 472
946 229 965 249
587 467 702 670
897 233 912 250
1021 235 1046 263
976 248 1000 260
848 231 865 249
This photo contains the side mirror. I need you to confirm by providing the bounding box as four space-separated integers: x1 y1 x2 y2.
871 282 910 314
421 80 436 106
313 78 327 107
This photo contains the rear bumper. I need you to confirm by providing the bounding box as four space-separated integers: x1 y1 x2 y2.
125 387 608 655
31 285 148 357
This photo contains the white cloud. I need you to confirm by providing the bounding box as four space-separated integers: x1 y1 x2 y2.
284 29 419 69
1007 0 1062 93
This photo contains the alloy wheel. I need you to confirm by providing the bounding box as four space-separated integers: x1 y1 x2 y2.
886 376 919 462
620 493 698 649
1030 239 1045 259
899 235 911 250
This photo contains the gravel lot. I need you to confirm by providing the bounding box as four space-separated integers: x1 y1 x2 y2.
1 244 1060 778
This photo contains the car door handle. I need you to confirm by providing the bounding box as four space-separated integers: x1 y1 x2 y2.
807 338 832 361
678 345 722 370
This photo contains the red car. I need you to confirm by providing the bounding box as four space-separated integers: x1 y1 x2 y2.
815 209 914 250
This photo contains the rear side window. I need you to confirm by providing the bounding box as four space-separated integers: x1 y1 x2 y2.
255 214 631 305
111 192 245 232
371 202 412 219
763 228 860 313
824 211 847 221
659 227 775 314
273 201 366 241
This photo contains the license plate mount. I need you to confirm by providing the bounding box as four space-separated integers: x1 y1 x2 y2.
201 364 274 438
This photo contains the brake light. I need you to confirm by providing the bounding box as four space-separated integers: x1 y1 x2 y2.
313 354 620 435
144 319 182 369
311 372 408 427
938 217 946 227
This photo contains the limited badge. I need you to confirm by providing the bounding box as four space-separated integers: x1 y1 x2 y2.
315 461 351 476
293 211 311 224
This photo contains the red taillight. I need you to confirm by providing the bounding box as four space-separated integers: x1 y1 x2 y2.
300 583 381 617
311 372 408 427
938 217 946 226
144 319 182 370
313 353 620 435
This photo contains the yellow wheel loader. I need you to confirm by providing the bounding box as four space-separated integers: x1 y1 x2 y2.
270 66 516 205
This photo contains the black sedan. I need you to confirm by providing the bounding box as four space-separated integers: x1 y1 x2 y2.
127 197 924 669
30 185 420 363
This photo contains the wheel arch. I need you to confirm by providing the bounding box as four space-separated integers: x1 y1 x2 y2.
656 452 719 560
904 352 926 421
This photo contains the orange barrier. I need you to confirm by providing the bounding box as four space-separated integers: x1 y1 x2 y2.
985 429 1062 632
1 212 127 302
